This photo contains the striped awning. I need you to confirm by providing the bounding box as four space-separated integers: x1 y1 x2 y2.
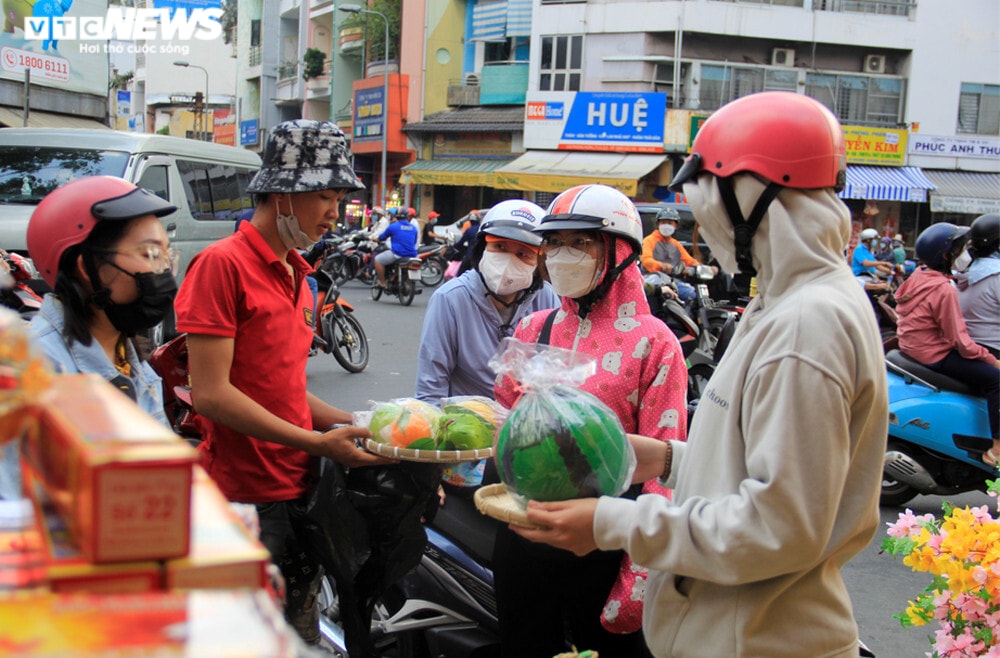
506 0 532 37
470 0 532 41
399 158 513 186
471 1 507 42
923 169 1000 215
839 165 936 202
494 151 666 197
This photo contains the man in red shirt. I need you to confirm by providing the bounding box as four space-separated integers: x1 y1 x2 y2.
174 120 392 645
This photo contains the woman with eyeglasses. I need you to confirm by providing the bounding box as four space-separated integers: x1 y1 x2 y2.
489 184 688 658
415 199 559 488
25 175 179 424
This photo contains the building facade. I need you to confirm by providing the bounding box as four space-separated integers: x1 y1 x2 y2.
394 0 998 243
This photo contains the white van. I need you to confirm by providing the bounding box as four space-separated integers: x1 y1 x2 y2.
0 127 262 338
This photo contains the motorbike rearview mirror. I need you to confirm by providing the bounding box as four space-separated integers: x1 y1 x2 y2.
694 264 715 281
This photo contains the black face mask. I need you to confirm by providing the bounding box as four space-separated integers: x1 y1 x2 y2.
92 265 178 334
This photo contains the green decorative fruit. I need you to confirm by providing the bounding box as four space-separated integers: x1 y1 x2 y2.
367 400 440 448
496 385 631 503
437 410 494 450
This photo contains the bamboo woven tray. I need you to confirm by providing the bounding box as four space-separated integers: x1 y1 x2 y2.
473 483 545 529
364 438 493 463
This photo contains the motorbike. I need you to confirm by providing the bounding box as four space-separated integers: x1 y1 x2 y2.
148 332 201 445
320 233 377 287
1 251 46 319
310 268 370 373
318 485 501 657
373 257 423 306
881 348 996 507
416 240 449 288
856 272 899 350
646 264 739 415
315 483 881 658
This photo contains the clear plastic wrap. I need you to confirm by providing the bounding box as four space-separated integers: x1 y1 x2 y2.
438 395 508 451
353 395 507 453
353 398 442 449
489 338 636 506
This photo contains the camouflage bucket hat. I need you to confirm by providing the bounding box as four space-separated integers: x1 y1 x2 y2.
247 119 365 194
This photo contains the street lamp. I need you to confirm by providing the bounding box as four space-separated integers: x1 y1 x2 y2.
338 3 389 208
173 60 209 141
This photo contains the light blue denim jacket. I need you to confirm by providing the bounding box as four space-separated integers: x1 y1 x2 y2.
4 296 164 499
28 295 169 426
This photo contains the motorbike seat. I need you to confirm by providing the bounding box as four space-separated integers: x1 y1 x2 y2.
433 484 498 569
886 349 978 397
417 243 442 254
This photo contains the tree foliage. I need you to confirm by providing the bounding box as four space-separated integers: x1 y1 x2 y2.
340 0 401 64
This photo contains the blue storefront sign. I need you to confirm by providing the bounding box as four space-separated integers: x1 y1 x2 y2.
524 91 667 153
353 86 386 142
240 119 258 146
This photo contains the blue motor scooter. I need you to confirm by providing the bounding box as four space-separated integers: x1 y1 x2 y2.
882 349 996 507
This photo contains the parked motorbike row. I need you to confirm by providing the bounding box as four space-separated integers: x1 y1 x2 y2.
316 232 452 293
644 264 743 424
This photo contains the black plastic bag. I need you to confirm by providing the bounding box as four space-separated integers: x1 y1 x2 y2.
301 457 441 657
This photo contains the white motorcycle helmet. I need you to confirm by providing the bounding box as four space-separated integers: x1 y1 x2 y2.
479 199 547 246
859 228 879 243
471 200 547 267
536 184 644 253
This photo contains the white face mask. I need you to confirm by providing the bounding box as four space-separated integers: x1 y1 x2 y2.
545 247 601 298
953 247 972 273
658 224 675 238
479 250 536 296
275 197 315 251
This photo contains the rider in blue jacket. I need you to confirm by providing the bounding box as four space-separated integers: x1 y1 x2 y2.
374 208 419 288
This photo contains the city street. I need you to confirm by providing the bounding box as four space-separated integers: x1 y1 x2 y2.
307 278 993 658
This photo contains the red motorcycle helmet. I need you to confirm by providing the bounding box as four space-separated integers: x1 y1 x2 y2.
27 176 177 287
669 91 847 192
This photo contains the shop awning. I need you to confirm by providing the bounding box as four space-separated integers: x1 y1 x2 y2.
923 169 1000 215
399 158 513 187
494 151 667 197
0 107 110 130
838 165 935 202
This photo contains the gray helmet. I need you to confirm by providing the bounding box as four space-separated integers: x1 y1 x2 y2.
657 208 681 223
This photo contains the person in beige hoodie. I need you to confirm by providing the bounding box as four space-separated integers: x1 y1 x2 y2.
512 92 888 658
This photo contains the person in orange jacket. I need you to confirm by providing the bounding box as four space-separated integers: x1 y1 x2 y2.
640 208 705 301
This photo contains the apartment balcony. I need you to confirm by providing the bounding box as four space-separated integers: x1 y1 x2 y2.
279 0 302 19
447 80 480 107
275 75 304 105
339 27 364 57
480 62 529 105
305 63 332 100
447 62 529 108
245 46 263 80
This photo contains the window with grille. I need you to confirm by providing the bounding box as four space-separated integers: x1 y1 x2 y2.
957 83 1000 135
804 72 903 126
699 65 797 110
540 35 583 91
